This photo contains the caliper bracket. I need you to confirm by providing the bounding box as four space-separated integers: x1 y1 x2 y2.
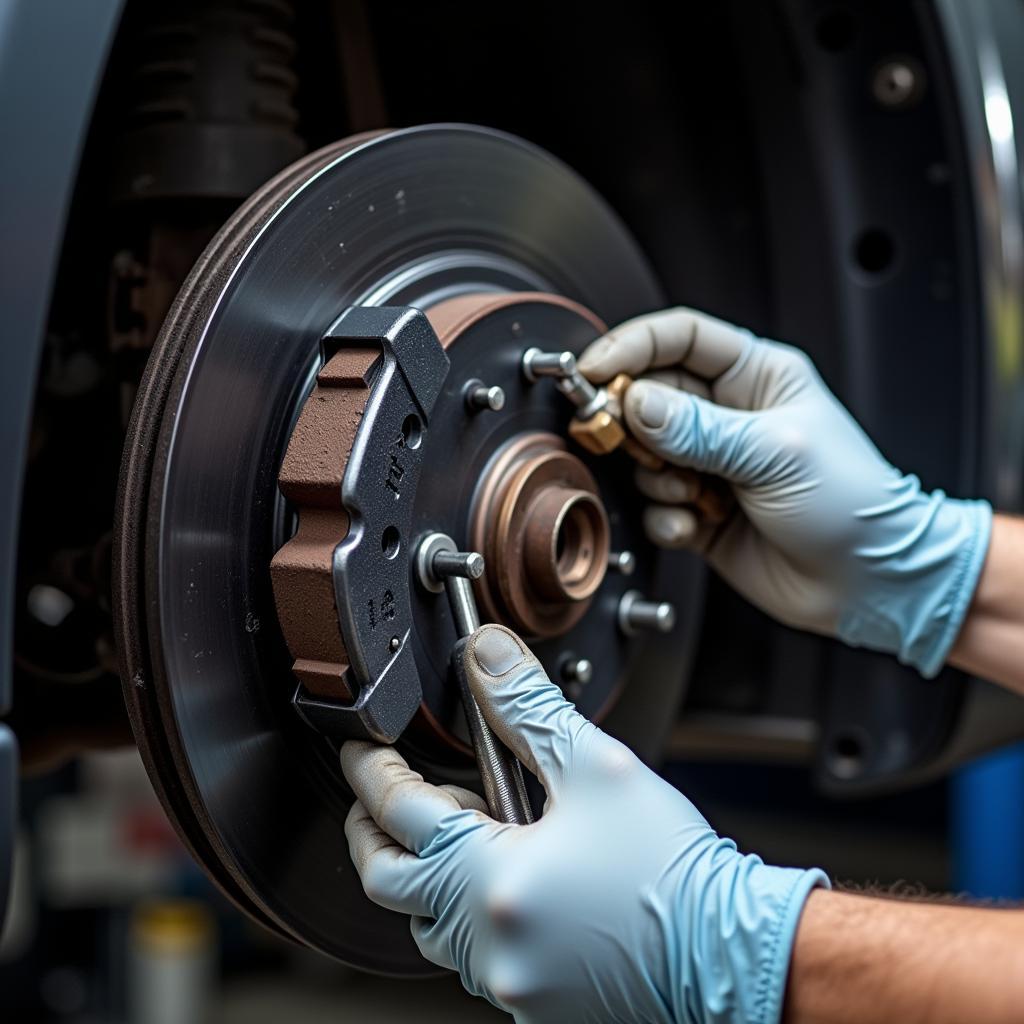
288 306 450 743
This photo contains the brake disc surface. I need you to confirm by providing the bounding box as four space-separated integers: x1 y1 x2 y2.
114 124 700 972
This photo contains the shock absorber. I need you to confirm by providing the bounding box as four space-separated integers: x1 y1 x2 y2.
110 0 305 203
107 0 308 395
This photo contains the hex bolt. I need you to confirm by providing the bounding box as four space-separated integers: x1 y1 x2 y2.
561 657 594 686
618 589 676 636
522 347 577 382
608 550 637 576
463 379 506 412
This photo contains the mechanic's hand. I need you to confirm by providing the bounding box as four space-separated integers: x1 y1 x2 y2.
341 624 826 1024
579 308 992 677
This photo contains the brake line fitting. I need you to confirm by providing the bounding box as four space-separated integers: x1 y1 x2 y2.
523 348 737 535
520 347 663 469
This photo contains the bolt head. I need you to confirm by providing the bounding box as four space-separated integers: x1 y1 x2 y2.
611 551 636 576
561 657 593 686
872 59 922 108
618 590 677 636
654 602 676 632
556 351 577 376
522 347 577 382
389 635 402 653
483 385 505 411
573 658 593 684
466 380 506 412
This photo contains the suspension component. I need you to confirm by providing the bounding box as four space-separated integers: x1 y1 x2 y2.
111 0 304 203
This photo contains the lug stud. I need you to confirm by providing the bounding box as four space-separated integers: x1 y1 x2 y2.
522 347 576 382
608 550 637 576
464 379 506 412
618 590 676 636
561 657 594 686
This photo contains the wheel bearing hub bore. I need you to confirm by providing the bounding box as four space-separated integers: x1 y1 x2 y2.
471 429 611 638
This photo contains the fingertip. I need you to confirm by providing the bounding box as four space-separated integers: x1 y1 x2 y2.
340 742 423 830
644 505 700 548
625 379 679 435
576 335 617 382
339 739 375 778
437 783 489 816
634 464 698 504
578 315 657 381
344 798 366 831
466 624 529 678
462 625 581 790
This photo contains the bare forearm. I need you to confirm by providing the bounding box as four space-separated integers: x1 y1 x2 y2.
784 890 1024 1024
949 513 1024 694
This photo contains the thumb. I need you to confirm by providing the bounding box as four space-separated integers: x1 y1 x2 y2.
624 379 755 481
462 624 597 796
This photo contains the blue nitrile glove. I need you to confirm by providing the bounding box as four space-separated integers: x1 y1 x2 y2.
341 624 828 1024
578 308 992 678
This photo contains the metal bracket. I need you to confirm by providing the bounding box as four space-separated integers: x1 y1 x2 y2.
292 306 450 743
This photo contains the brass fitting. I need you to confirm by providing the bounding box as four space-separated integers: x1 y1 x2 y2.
570 373 664 470
568 408 626 455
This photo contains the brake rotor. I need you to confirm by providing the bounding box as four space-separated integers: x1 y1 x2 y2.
114 124 702 973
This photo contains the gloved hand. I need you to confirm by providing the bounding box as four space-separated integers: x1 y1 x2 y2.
578 308 992 678
341 624 827 1024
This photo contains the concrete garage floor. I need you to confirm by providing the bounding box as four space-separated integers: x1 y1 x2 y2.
218 961 508 1023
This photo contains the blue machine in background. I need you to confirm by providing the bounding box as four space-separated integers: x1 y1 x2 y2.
954 744 1024 899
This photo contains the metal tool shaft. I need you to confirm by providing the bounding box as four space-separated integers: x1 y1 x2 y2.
451 634 534 825
444 579 534 826
417 533 534 825
446 574 481 635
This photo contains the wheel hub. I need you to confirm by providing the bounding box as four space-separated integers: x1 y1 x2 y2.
471 430 610 638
